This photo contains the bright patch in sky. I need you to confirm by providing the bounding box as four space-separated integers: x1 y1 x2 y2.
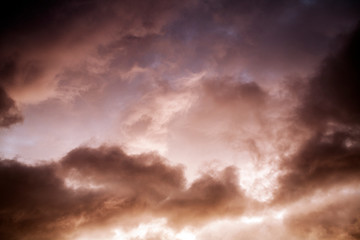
112 219 196 240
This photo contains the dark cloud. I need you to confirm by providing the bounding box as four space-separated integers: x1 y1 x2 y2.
160 0 360 79
62 147 247 226
274 23 360 204
61 146 185 201
0 146 247 240
0 0 358 123
0 0 358 90
0 0 101 89
0 0 188 99
0 159 98 240
0 87 23 128
301 22 360 126
0 56 22 128
160 166 245 227
275 130 360 204
0 0 190 128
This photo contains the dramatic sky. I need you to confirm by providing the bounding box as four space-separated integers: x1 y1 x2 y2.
0 0 360 239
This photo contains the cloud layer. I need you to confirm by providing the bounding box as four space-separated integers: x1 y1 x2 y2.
0 0 360 239
274 23 360 204
0 146 247 239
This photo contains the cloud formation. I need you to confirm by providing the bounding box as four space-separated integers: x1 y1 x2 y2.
0 146 247 240
0 87 23 128
1 0 360 239
301 22 360 126
273 23 360 206
0 0 189 107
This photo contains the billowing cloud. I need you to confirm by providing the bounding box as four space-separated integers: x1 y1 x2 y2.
275 129 360 204
300 22 360 126
61 146 185 201
0 0 189 106
274 23 360 204
0 159 93 240
160 166 245 227
0 146 247 240
1 0 360 239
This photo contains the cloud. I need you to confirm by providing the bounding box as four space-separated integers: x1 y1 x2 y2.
173 77 270 142
284 190 360 240
275 129 360 204
0 87 23 128
0 0 190 126
1 1 360 239
300 22 360 126
157 0 360 80
160 166 245 227
274 23 360 204
61 146 185 201
0 159 96 240
0 145 248 240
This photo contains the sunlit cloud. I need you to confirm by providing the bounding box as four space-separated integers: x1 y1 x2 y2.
111 219 197 240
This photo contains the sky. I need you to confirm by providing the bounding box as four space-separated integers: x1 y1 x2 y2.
0 0 359 239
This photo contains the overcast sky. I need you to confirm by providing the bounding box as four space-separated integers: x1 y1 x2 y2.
0 0 360 239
